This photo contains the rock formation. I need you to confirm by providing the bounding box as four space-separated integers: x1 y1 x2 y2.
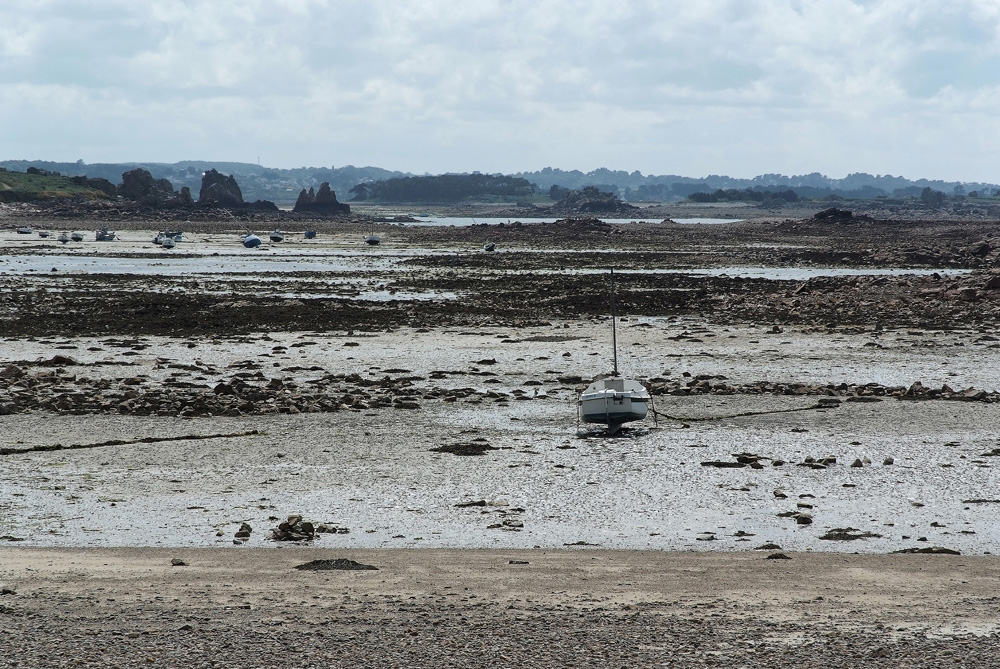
198 169 244 207
118 168 177 205
293 182 351 216
550 186 640 215
70 175 117 198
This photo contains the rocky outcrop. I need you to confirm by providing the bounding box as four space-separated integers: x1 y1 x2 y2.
811 207 875 224
118 168 177 205
198 169 243 207
551 186 640 215
196 169 277 211
293 182 350 216
70 176 117 198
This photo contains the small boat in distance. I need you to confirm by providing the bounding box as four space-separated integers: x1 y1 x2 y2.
70 232 84 242
37 230 49 238
95 226 116 241
57 232 70 244
269 230 284 242
242 234 262 248
304 230 317 239
578 269 650 435
483 242 496 252
16 226 32 234
365 231 381 246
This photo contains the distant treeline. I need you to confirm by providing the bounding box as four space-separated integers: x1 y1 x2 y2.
3 159 1000 205
348 173 535 203
512 168 1000 202
688 188 800 203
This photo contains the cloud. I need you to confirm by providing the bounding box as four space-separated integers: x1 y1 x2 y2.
4 0 1000 180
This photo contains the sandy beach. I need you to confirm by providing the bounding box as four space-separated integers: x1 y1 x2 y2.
1 547 999 667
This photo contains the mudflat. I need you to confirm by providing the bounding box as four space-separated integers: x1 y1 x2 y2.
3 203 1000 665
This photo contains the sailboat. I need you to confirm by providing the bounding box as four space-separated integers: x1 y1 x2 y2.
578 269 650 434
241 233 262 248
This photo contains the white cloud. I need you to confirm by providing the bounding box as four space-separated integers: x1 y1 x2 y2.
4 0 1000 180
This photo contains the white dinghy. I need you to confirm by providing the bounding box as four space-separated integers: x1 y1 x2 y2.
578 269 650 434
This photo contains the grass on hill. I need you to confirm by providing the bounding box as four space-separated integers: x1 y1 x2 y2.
0 169 111 202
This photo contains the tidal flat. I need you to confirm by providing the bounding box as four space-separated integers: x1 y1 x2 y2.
2 208 1000 666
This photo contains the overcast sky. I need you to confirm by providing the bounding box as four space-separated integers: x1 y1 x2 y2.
3 0 999 182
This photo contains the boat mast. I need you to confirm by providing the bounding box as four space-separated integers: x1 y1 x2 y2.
610 269 618 376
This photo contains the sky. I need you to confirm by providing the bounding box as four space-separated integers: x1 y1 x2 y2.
3 0 1000 182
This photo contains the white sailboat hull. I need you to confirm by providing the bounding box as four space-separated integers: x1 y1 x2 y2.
579 377 649 427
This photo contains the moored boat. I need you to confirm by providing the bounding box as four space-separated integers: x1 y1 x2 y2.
16 226 33 234
578 269 650 434
37 230 49 238
70 232 84 242
269 230 284 242
95 226 116 241
57 232 70 244
242 234 262 248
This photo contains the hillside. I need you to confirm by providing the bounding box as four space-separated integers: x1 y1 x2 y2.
0 160 406 207
0 169 113 202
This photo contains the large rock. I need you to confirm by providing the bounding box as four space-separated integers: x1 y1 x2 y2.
293 182 350 216
198 169 244 207
118 168 177 205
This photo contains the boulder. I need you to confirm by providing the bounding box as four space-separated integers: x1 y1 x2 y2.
968 240 992 257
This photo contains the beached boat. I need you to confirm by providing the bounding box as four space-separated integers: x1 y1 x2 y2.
70 232 84 242
152 231 178 247
578 269 650 434
37 230 49 238
365 229 381 246
242 234 262 248
15 226 33 234
57 232 70 244
95 226 116 241
483 242 496 252
304 230 317 239
269 230 284 242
